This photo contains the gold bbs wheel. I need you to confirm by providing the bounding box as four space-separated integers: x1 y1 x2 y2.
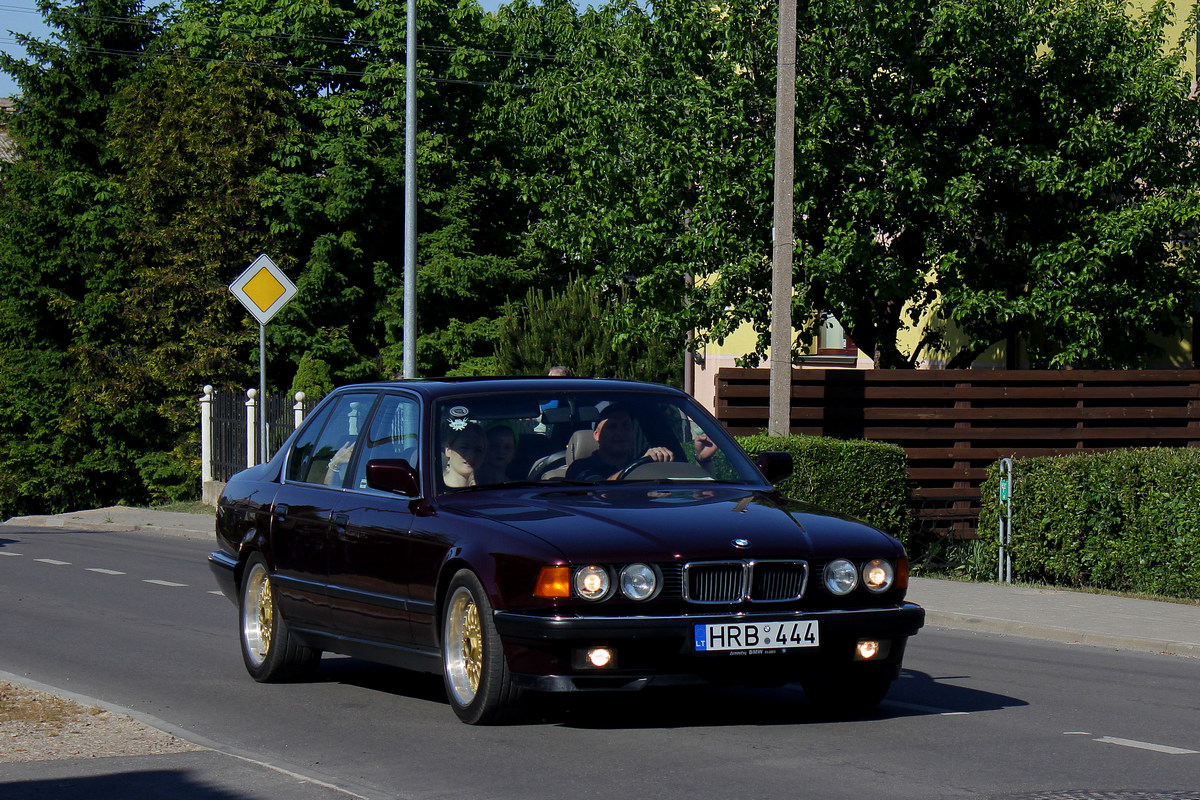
241 560 274 668
238 553 320 682
444 585 483 703
441 571 522 724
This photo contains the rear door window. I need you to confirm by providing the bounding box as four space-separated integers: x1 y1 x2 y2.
286 392 377 486
351 393 421 493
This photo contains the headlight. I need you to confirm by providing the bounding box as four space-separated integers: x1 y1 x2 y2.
619 563 658 601
824 559 858 595
862 559 895 593
574 565 612 601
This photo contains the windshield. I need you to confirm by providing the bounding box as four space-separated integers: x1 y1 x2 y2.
434 390 760 492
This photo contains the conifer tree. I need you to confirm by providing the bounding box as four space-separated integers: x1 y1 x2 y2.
496 277 682 385
0 0 162 515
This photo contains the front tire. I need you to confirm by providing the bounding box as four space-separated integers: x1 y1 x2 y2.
239 554 320 682
441 570 523 724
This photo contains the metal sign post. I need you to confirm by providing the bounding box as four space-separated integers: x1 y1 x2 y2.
230 254 298 463
998 457 1013 584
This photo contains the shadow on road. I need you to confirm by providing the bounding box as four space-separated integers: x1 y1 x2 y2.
313 655 448 705
0 769 237 800
306 657 1025 729
545 669 1025 729
0 753 357 800
886 668 1029 715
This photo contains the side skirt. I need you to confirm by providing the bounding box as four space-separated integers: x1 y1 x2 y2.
291 627 442 675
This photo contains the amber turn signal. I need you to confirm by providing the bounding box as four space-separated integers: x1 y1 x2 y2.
896 557 910 589
534 566 571 598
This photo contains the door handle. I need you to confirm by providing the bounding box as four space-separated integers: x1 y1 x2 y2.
333 513 361 539
272 503 289 522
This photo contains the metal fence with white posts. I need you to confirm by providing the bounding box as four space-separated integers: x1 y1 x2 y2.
200 386 307 504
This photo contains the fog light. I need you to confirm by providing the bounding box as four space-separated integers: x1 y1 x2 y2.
587 647 614 668
854 639 891 661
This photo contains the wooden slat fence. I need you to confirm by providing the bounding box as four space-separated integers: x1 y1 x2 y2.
714 368 1200 538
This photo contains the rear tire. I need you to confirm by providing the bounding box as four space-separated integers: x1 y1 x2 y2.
441 570 523 724
239 554 320 682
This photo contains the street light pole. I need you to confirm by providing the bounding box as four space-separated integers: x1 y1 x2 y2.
402 0 418 379
769 0 797 436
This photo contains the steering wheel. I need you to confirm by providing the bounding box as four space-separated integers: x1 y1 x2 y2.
616 456 656 480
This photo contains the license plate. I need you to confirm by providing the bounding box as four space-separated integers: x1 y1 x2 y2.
694 620 819 652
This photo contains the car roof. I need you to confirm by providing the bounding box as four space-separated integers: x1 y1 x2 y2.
330 377 688 400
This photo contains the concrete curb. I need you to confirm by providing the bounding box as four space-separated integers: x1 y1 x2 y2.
923 610 1200 659
1 506 213 540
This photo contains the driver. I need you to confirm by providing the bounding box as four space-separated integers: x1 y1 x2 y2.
566 404 674 481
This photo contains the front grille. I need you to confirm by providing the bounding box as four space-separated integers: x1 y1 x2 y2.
680 560 808 604
685 562 744 603
750 561 808 601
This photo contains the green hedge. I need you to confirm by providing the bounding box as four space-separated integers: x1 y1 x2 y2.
737 434 911 543
978 448 1200 599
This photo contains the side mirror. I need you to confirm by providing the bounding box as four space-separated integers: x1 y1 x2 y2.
755 451 793 485
366 459 420 496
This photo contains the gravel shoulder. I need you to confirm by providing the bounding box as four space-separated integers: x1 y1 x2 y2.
0 680 203 763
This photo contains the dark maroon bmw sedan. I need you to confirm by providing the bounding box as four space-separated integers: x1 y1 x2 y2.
209 378 924 724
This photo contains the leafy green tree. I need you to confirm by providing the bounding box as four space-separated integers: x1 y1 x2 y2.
497 0 778 363
793 0 1200 368
175 0 551 383
504 0 1200 370
496 277 682 384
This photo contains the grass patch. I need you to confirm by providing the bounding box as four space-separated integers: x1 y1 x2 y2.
150 501 215 516
0 682 102 728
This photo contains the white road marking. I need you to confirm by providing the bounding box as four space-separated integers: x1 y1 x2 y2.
143 579 187 588
884 700 969 716
87 568 125 575
34 558 70 565
1093 736 1199 755
208 590 225 596
0 551 21 557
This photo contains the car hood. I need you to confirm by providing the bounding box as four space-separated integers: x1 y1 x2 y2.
445 485 902 561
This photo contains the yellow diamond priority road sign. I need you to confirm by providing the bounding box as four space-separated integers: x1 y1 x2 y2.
230 254 297 326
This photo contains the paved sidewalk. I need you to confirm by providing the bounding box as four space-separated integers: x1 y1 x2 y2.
909 577 1200 659
3 505 215 539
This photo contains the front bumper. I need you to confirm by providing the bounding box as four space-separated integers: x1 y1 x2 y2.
493 602 925 692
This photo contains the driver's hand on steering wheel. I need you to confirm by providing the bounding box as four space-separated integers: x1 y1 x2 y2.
642 446 674 462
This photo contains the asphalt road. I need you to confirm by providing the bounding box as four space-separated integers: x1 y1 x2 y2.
2 527 1198 800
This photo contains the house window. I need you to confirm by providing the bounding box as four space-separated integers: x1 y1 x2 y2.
818 316 845 351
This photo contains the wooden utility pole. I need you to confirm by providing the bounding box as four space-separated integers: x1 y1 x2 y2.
769 0 797 436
